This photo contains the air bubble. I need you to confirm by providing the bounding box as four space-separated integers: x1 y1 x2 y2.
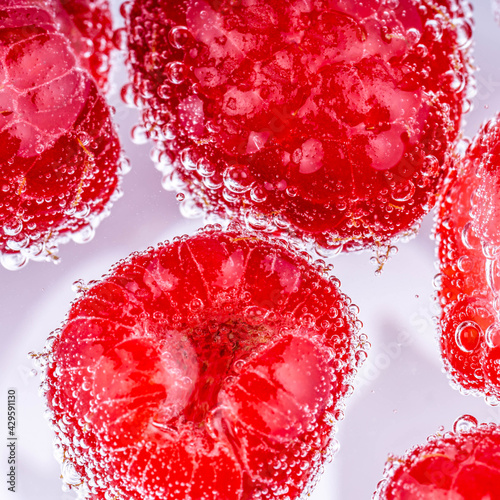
222 188 238 203
112 27 127 50
168 26 192 49
1 252 28 270
485 324 500 349
176 193 186 201
457 255 472 273
165 62 188 85
180 198 204 218
300 313 316 328
203 174 223 190
245 211 271 231
158 84 171 100
455 321 482 353
73 204 91 219
180 148 198 170
391 181 415 202
425 19 443 41
461 222 480 250
453 414 478 433
223 165 253 193
6 236 29 251
120 83 136 107
130 125 149 145
406 27 420 45
72 226 95 244
162 124 176 141
71 279 87 294
355 350 368 367
77 132 91 146
454 19 473 48
120 1 133 19
233 359 245 373
243 305 268 325
444 69 466 92
80 38 94 58
483 243 500 260
189 298 204 311
118 157 132 175
432 273 442 289
197 158 216 177
3 219 23 236
250 186 268 203
61 459 82 486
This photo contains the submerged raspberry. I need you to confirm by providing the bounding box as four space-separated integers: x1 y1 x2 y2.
125 0 473 254
373 417 500 500
42 226 363 500
435 113 500 403
53 0 115 92
0 1 123 269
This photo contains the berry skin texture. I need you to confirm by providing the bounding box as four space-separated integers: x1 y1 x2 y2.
373 417 500 500
435 113 500 403
43 226 364 500
0 0 123 270
125 0 473 254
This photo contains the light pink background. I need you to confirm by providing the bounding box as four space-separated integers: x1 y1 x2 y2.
1 1 500 499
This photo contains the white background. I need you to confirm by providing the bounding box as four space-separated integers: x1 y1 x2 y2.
2 1 500 499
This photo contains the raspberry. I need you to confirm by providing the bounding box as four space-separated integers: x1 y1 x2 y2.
42 226 363 500
435 113 500 403
125 0 473 254
0 1 123 270
53 0 115 92
373 416 500 500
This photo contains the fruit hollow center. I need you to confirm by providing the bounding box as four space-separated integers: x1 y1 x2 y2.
90 320 332 445
181 326 246 424
156 320 271 428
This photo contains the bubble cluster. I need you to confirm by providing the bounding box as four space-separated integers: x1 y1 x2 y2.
434 112 500 403
53 0 116 93
0 1 124 269
42 226 363 500
373 418 500 499
125 0 473 256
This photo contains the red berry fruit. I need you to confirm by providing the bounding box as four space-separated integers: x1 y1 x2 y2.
374 416 500 500
0 1 123 270
53 0 116 92
125 0 473 255
435 113 500 403
42 226 363 500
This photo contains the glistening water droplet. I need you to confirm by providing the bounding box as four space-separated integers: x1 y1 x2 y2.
453 414 478 433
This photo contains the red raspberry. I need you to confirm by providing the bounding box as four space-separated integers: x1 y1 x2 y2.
435 113 500 403
42 226 364 500
0 1 123 270
125 0 473 254
373 416 500 500
53 0 115 92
